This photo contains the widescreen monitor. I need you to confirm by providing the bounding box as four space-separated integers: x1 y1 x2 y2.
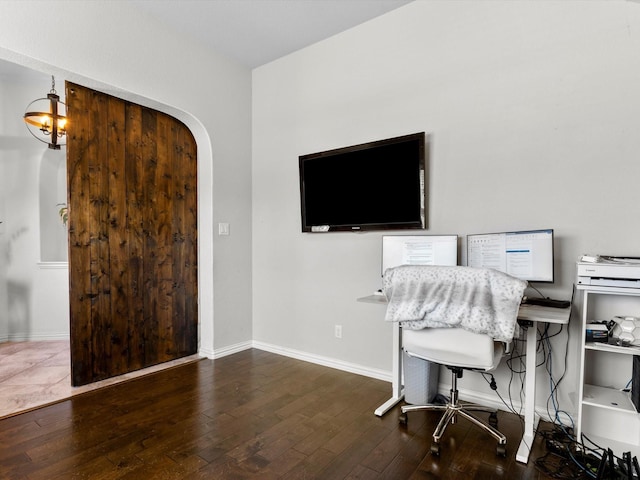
382 235 458 275
466 229 554 283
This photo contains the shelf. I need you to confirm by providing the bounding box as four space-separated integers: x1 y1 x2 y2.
578 284 640 295
578 432 640 459
582 384 637 413
585 342 640 356
578 282 640 456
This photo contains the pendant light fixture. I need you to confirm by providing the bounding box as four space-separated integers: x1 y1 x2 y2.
23 76 67 150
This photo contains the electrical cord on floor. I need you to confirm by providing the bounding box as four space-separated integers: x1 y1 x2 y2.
535 451 593 480
534 426 598 479
535 420 640 479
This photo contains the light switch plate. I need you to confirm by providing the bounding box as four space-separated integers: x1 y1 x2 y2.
218 223 230 236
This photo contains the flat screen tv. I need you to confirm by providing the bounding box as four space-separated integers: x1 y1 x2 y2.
299 132 426 232
467 228 555 283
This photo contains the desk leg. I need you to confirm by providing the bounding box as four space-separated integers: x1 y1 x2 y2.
375 323 404 416
516 321 539 463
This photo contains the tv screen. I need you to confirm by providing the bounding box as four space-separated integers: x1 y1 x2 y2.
467 229 555 283
382 235 458 275
299 132 426 232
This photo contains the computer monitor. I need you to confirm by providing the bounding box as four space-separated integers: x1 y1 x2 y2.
382 235 458 275
466 229 554 283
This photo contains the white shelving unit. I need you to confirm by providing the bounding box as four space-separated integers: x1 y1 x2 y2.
576 285 640 458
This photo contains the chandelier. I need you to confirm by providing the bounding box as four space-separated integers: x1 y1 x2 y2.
23 76 67 150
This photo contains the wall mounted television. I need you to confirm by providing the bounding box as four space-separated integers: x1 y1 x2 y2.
467 228 555 283
299 132 427 232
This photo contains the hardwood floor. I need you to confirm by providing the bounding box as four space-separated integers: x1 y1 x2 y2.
0 341 200 419
0 349 561 479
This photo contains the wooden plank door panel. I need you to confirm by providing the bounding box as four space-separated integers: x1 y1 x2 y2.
66 83 198 386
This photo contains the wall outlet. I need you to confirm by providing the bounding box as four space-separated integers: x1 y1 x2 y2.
334 325 342 339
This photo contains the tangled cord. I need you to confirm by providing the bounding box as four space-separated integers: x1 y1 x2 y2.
535 451 593 480
535 427 597 479
535 424 640 479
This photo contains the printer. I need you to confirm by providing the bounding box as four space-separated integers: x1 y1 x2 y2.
577 256 640 288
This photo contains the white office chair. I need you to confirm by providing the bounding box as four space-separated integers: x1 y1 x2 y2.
382 265 526 457
399 327 508 456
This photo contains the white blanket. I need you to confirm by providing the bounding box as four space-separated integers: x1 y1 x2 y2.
383 265 527 342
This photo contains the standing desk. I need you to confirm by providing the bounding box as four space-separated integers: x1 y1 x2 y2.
357 295 571 464
515 304 571 463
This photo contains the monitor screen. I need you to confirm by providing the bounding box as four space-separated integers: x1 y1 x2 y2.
466 229 554 282
382 235 458 275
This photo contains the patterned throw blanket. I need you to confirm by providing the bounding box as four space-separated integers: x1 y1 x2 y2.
383 265 527 342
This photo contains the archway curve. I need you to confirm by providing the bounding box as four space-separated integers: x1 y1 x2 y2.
0 49 215 357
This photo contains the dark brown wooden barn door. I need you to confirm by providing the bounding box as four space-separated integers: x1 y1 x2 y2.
66 82 198 386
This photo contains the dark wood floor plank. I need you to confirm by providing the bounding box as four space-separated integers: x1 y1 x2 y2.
281 447 338 479
317 423 391 479
0 349 563 479
292 412 343 456
360 419 421 473
346 464 382 480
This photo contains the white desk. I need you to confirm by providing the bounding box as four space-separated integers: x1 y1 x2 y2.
357 294 404 416
357 295 571 464
514 304 571 463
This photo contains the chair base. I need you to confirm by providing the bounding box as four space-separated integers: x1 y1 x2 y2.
399 368 507 457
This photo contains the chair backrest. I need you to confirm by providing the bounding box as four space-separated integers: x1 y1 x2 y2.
383 265 527 343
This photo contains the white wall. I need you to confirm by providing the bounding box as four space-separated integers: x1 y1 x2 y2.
0 1 253 355
39 148 68 263
0 75 69 340
252 1 640 419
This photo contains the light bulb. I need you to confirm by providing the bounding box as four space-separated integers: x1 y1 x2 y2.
40 116 51 134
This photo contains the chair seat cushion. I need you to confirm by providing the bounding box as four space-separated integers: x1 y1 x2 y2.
403 328 504 371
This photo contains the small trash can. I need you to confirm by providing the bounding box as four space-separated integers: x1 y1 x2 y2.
403 350 440 405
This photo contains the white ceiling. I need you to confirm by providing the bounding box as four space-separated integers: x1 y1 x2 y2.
1 0 412 81
129 0 413 68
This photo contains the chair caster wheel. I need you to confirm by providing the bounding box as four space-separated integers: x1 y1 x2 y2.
496 443 507 457
398 413 408 425
489 412 498 427
430 443 441 456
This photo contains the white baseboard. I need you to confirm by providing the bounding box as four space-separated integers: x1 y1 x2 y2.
199 340 253 359
251 340 392 382
0 332 70 342
454 383 522 414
